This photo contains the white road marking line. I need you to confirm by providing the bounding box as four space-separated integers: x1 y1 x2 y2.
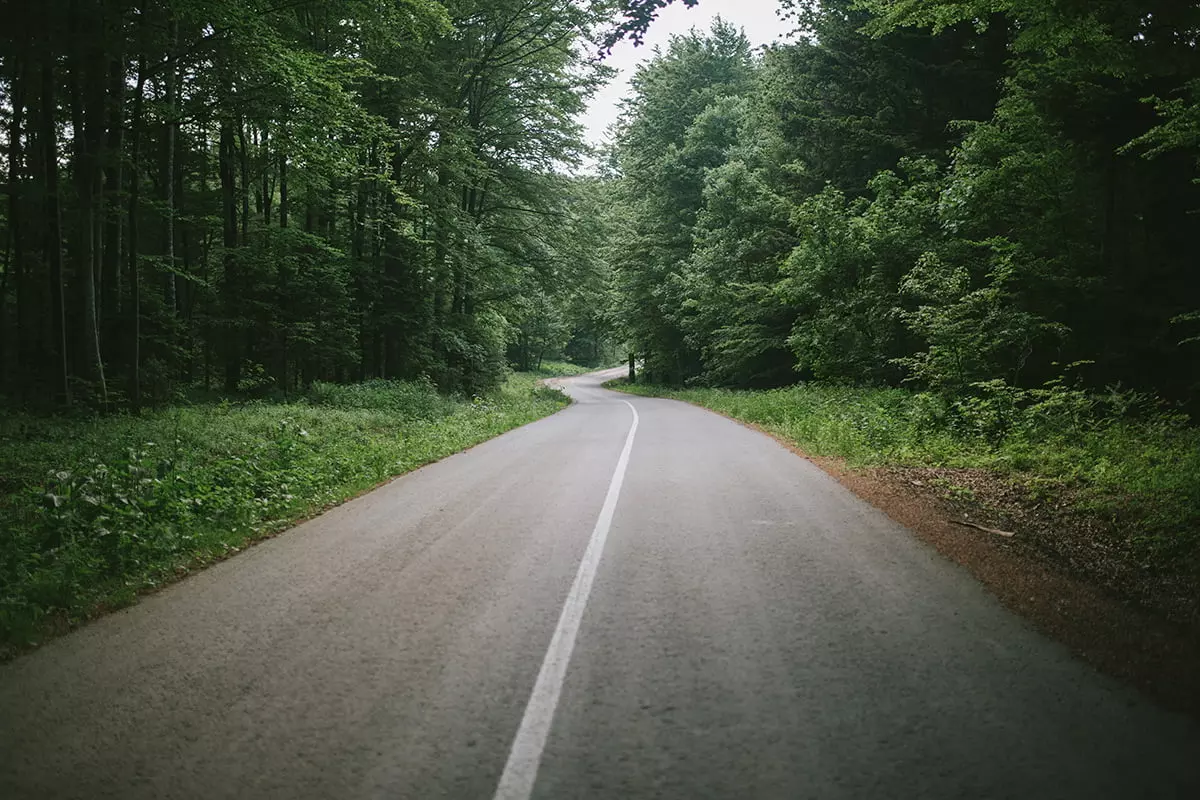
492 399 640 800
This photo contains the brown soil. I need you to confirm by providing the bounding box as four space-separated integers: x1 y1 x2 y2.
736 419 1200 719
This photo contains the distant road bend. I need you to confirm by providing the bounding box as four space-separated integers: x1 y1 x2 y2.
2 369 1198 799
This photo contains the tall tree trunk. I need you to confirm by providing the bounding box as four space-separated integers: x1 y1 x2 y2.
101 45 125 366
220 119 241 393
274 141 290 391
2 57 26 392
198 136 213 390
278 150 288 228
237 120 250 242
260 127 272 226
68 0 109 405
350 151 366 257
128 59 146 412
161 17 179 316
41 58 70 406
177 133 192 383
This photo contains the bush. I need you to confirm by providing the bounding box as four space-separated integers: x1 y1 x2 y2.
307 378 460 420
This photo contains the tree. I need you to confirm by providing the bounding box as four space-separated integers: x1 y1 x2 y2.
0 0 615 407
609 20 755 385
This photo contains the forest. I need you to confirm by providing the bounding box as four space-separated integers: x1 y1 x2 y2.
0 0 615 410
5 0 1197 408
2 1 1200 642
609 0 1200 401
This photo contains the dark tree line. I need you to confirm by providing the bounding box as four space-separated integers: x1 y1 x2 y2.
0 0 615 410
608 0 1200 405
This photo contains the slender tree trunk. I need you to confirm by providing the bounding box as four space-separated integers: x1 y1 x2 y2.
2 58 26 392
177 141 192 383
128 59 146 411
273 136 290 394
41 58 70 406
68 0 109 405
198 136 212 390
261 127 272 226
162 17 179 317
101 47 125 366
220 119 241 393
237 120 250 242
350 150 366 257
278 151 288 229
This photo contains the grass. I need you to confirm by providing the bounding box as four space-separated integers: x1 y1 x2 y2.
609 379 1200 562
0 372 569 655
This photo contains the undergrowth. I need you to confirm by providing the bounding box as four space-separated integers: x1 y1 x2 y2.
529 359 596 378
0 372 568 656
610 379 1200 562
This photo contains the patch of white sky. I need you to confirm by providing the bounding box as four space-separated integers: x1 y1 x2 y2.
579 0 792 157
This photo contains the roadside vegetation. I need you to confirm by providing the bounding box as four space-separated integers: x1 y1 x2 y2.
0 372 573 656
530 360 599 379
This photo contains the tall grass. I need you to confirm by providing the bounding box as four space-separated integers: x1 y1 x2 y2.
0 373 567 654
306 377 461 419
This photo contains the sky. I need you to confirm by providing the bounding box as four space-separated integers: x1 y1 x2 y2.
580 0 790 152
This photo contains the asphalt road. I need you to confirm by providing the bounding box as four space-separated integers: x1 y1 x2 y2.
2 369 1198 799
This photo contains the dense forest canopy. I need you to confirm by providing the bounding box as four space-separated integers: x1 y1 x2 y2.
607 0 1200 407
0 0 616 409
2 0 1199 411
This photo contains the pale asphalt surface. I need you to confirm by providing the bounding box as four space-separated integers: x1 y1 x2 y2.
2 369 1198 798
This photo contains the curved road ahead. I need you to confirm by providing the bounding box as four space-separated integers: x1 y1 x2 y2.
2 370 1198 798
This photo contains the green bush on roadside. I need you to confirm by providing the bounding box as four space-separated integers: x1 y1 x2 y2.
529 360 596 378
307 377 463 420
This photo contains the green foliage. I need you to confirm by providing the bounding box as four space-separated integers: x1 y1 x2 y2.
679 98 798 388
503 176 618 373
596 2 1200 597
307 378 459 420
0 373 567 655
603 0 701 49
895 243 1067 395
608 20 757 386
605 0 1200 404
781 160 942 385
0 0 615 408
529 360 596 378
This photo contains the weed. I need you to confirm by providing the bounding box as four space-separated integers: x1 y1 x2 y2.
529 360 597 378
